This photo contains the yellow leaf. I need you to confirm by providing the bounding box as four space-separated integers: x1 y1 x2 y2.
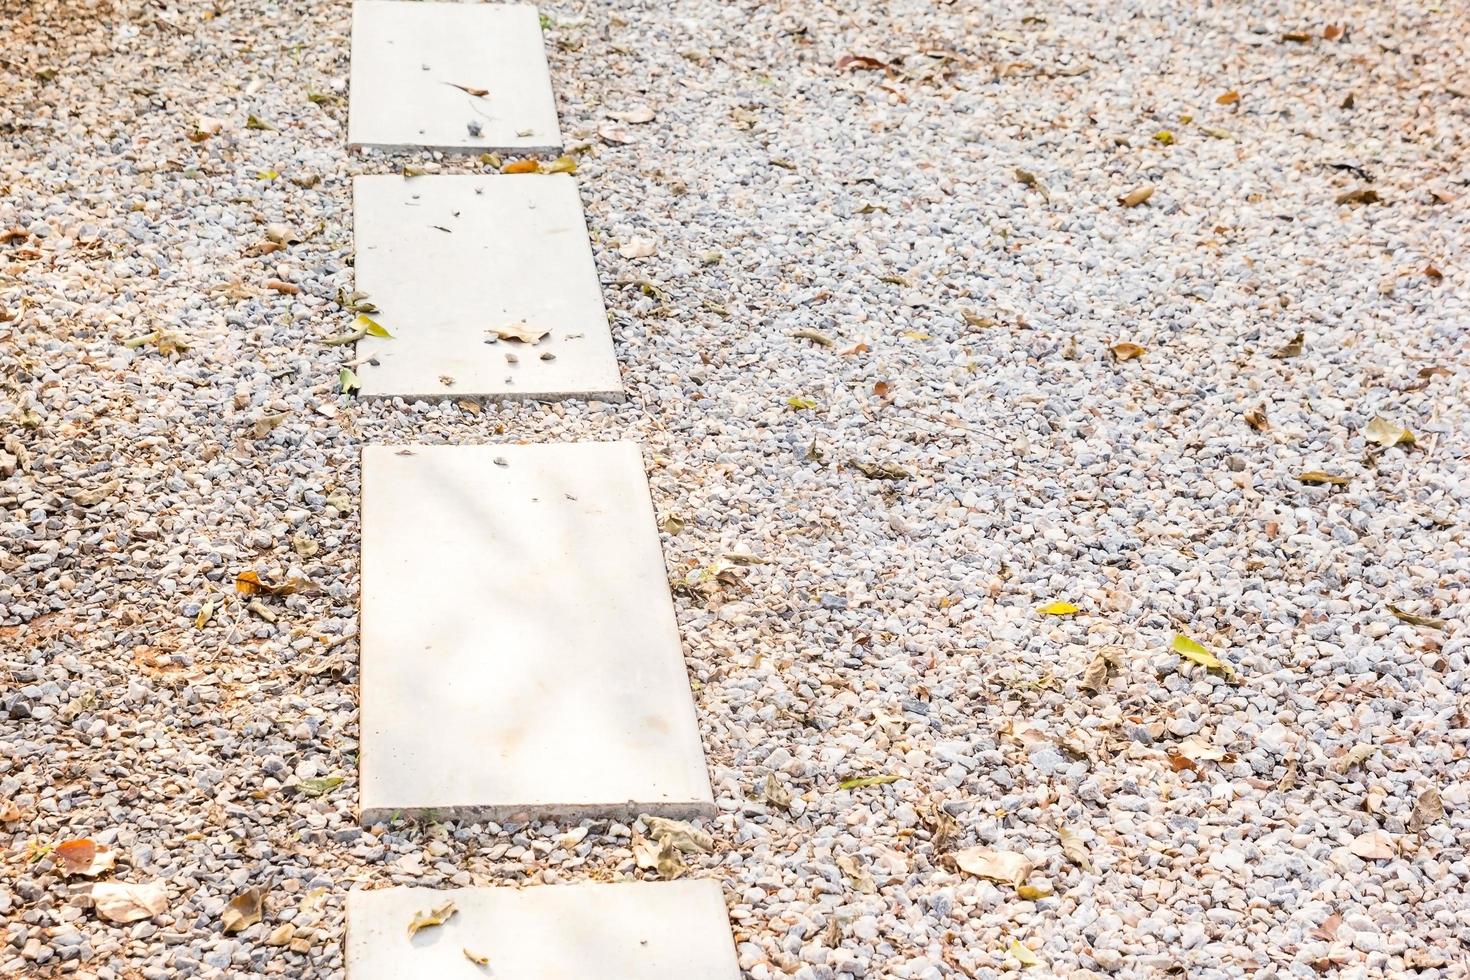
1016 882 1053 900
787 396 818 411
1153 129 1175 145
358 314 393 338
1364 416 1415 448
546 155 577 174
1008 940 1044 968
501 158 541 174
407 901 457 938
1038 601 1079 616
1110 342 1146 361
1171 633 1235 675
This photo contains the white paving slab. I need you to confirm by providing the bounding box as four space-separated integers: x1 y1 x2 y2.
353 174 621 401
360 442 714 823
349 1 562 153
346 881 740 980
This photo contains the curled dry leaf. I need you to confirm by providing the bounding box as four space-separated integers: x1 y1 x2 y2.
55 838 116 877
954 848 1032 887
835 53 889 72
850 459 912 481
264 279 300 295
1058 826 1091 870
1110 342 1146 361
1298 471 1350 486
1216 90 1240 105
1331 744 1376 773
641 816 714 853
1363 415 1415 448
633 833 685 879
606 105 655 124
1270 332 1305 358
222 887 264 934
759 772 794 811
1387 604 1446 630
1336 187 1381 205
445 82 489 97
264 223 299 245
235 569 316 597
464 948 490 966
1118 185 1154 207
1348 830 1395 860
1409 788 1443 832
1244 407 1269 431
494 322 550 344
91 881 169 923
835 854 876 894
597 124 636 144
618 237 658 259
1079 647 1120 693
1015 881 1053 901
407 900 458 938
501 158 541 174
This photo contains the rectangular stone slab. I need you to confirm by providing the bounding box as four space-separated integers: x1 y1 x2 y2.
353 174 621 401
346 881 740 980
359 442 714 823
349 1 562 153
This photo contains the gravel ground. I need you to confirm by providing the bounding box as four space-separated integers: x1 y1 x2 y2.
2 0 1468 977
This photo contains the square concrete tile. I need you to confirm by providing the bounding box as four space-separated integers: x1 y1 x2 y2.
360 442 714 823
349 1 562 153
353 174 620 401
346 881 739 980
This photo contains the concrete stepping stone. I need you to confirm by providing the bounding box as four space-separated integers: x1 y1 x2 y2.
349 1 562 153
353 173 620 401
359 442 714 823
346 880 739 979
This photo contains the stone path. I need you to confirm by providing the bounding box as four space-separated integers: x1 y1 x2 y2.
345 1 732 972
346 881 740 979
348 1 561 153
359 442 713 824
353 173 621 401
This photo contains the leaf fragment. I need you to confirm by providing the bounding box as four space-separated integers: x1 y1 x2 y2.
1216 90 1240 105
1270 332 1305 358
792 328 835 347
954 847 1032 886
463 948 490 966
407 901 458 938
1244 407 1269 431
222 888 264 934
1079 647 1120 693
1015 882 1053 901
339 367 361 395
1336 187 1380 205
1008 939 1044 968
850 459 912 481
295 775 344 798
641 815 715 854
1409 788 1443 832
1387 604 1445 630
1171 633 1235 676
1363 415 1415 448
1038 600 1079 616
1348 830 1395 860
1297 471 1350 486
91 881 169 923
618 237 658 259
633 833 685 879
245 114 277 131
545 155 577 174
235 570 314 597
786 396 818 411
494 322 550 344
445 82 489 97
839 774 900 790
1153 129 1175 145
1058 826 1091 870
501 158 541 174
1110 342 1146 361
1118 185 1154 207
